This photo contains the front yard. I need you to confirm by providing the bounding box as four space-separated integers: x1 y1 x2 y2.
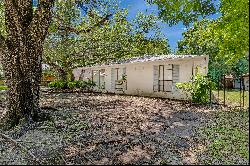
0 92 249 165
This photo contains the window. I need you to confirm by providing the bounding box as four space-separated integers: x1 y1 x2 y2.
91 69 105 89
111 67 127 91
99 69 105 89
153 64 180 92
113 68 125 81
158 65 173 92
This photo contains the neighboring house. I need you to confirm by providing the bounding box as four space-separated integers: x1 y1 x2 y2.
234 73 249 91
224 74 234 89
243 73 249 90
73 55 209 100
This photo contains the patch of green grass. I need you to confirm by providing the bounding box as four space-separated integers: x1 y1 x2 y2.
0 86 8 90
212 89 249 107
198 109 249 164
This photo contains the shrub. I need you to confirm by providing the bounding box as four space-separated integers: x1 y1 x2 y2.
48 80 96 91
48 81 67 89
67 81 77 89
75 80 85 88
84 79 96 90
176 72 215 104
67 80 93 89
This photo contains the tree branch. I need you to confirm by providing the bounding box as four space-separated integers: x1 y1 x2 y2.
4 0 22 39
16 0 33 28
55 13 112 35
29 0 55 42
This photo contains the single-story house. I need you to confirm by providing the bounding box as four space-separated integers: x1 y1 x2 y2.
73 55 209 100
234 73 249 91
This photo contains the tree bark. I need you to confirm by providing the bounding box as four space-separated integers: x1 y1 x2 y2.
0 0 55 128
3 46 42 127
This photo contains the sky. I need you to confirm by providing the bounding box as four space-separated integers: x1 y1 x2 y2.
120 0 220 52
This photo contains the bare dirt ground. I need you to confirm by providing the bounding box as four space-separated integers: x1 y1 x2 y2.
0 91 221 165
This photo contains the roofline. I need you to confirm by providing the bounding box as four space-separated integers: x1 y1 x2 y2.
77 54 209 70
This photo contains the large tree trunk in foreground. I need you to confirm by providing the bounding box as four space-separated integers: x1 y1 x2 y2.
4 49 42 126
0 0 55 127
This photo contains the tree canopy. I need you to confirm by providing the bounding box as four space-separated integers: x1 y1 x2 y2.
147 0 217 26
177 19 249 79
175 0 249 78
43 0 170 81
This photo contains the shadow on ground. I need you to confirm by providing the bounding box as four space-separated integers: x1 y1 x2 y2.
0 92 218 165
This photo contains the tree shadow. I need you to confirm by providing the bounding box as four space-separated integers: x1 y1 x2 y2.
42 92 214 165
0 92 216 165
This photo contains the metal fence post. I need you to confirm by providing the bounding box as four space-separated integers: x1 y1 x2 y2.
218 75 220 104
242 75 245 108
240 75 242 108
209 86 212 105
223 74 225 107
209 76 212 105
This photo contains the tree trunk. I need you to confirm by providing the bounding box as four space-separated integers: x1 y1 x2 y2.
0 0 55 128
3 49 42 127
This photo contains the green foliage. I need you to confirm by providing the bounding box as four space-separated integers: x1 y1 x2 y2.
147 0 217 26
198 110 249 164
215 0 249 63
48 80 96 90
176 72 215 104
0 85 7 90
74 80 85 88
43 0 170 81
176 0 249 77
48 81 67 89
67 81 78 89
121 74 127 80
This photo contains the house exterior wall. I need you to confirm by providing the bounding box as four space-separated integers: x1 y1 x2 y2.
126 63 153 96
233 77 249 91
234 79 240 89
244 77 249 91
73 55 209 100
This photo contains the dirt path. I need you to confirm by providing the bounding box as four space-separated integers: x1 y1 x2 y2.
0 92 216 165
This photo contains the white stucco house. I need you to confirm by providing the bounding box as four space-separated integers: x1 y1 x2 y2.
73 54 209 100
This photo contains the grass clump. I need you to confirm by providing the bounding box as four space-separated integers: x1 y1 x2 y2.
0 86 8 90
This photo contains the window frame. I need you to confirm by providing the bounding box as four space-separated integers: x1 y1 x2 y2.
158 64 173 92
